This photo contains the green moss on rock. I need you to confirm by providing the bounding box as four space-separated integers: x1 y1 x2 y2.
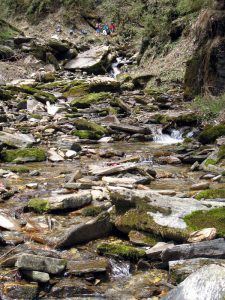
204 158 217 167
184 208 225 236
63 82 89 98
97 243 146 261
6 166 30 173
73 130 102 140
70 92 111 108
28 198 50 213
115 209 189 242
82 206 104 217
195 189 225 200
1 148 46 163
199 125 225 144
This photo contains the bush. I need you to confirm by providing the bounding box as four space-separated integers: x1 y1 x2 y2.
177 0 209 15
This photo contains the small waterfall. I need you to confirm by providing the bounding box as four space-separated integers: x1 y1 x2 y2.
111 57 131 78
152 126 184 145
109 258 130 279
46 101 60 116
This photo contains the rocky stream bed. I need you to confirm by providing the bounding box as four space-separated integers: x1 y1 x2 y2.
0 34 225 300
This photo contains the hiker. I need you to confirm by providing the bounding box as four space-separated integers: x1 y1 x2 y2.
96 22 101 34
110 23 116 33
56 23 62 33
103 24 110 35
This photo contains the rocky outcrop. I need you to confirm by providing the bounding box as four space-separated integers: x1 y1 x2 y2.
185 0 225 97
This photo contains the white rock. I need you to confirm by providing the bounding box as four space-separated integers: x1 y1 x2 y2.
65 150 77 159
188 228 217 243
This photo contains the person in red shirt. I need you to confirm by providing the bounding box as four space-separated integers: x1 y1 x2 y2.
110 23 116 33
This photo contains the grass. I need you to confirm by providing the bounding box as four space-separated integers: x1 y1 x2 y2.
195 189 225 200
184 208 225 236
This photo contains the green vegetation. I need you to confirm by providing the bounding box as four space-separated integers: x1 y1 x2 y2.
73 130 103 140
72 118 107 140
184 208 225 236
6 165 30 173
97 243 146 261
204 158 217 167
70 92 111 109
1 148 46 163
195 189 225 200
177 0 209 15
191 94 225 120
28 198 50 213
198 125 225 144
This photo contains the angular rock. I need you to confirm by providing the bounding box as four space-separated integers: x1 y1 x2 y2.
190 182 210 191
0 213 20 231
188 228 217 243
169 258 225 283
56 212 112 248
163 264 225 300
161 238 225 262
109 123 151 134
16 254 66 274
48 149 64 162
146 242 174 260
0 132 35 148
67 258 109 275
65 46 110 74
47 191 92 210
89 163 137 177
22 270 50 283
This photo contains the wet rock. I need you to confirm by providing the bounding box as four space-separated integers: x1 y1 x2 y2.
190 161 200 171
102 176 150 186
56 212 112 248
128 230 162 246
47 278 96 298
65 150 77 159
22 270 50 283
47 39 70 54
156 155 181 165
0 45 15 60
0 132 35 148
67 258 109 275
71 142 82 152
108 123 151 135
161 238 225 262
90 162 137 177
146 242 175 260
169 258 225 284
188 228 217 243
1 282 38 300
67 169 82 183
65 46 110 74
163 264 225 300
16 253 67 274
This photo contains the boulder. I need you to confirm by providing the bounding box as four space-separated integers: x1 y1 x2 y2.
0 132 35 148
146 242 175 260
0 45 15 60
163 264 225 300
16 253 66 275
1 282 38 300
0 213 20 231
188 228 217 243
169 258 225 284
56 212 112 248
21 270 50 283
65 46 110 74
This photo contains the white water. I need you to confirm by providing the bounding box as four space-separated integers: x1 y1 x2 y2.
46 101 60 116
109 258 130 279
111 57 131 78
153 127 184 145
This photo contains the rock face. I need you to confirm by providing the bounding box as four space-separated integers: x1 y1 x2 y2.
163 264 225 300
56 212 112 248
185 2 225 97
65 46 110 73
0 132 35 148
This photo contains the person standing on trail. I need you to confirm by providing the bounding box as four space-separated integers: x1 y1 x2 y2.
96 22 101 34
110 23 116 33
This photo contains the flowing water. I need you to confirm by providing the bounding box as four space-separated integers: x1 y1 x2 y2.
152 126 184 144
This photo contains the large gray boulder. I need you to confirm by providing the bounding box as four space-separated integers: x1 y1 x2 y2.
65 46 110 74
163 264 225 300
56 212 112 248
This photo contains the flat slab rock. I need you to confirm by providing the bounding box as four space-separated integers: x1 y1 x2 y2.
67 258 109 275
108 187 208 229
161 238 225 262
47 190 92 210
163 264 225 300
16 254 67 275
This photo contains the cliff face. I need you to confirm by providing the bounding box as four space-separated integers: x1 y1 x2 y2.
185 0 225 97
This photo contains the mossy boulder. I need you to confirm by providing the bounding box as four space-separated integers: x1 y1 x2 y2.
195 189 225 200
184 208 225 237
73 119 108 140
0 45 15 60
97 243 146 261
63 81 89 98
1 148 46 163
128 230 163 246
70 92 111 108
28 198 50 214
199 125 225 144
6 166 30 174
115 209 189 242
82 206 104 217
